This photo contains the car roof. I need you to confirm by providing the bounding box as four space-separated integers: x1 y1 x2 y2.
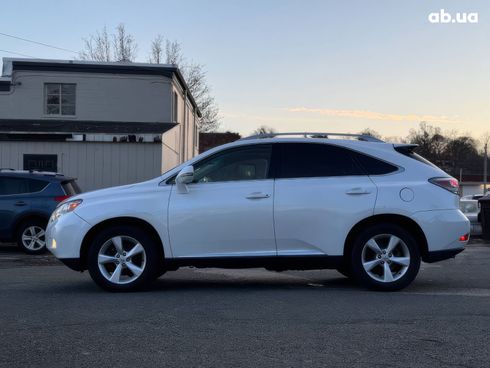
0 169 75 182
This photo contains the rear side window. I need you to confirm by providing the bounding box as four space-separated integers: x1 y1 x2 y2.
0 177 49 195
352 152 398 175
62 180 81 195
277 143 365 178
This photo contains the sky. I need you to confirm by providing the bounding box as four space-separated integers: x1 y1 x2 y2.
0 0 489 139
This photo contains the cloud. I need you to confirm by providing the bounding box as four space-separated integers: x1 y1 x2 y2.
286 107 461 124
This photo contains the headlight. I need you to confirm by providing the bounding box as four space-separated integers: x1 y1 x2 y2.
50 199 83 223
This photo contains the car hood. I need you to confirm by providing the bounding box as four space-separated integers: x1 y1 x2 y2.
70 177 162 202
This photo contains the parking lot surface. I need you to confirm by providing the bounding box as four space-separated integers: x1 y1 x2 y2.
0 241 489 368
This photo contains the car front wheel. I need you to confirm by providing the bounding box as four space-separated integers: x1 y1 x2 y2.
87 226 160 291
350 224 421 291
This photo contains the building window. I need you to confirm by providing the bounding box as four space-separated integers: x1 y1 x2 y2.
194 117 199 148
23 154 58 172
44 83 76 116
173 91 178 123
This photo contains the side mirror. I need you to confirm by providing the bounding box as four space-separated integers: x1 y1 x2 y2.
176 165 194 193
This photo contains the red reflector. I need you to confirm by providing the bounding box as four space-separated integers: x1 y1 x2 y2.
54 195 70 202
459 234 469 242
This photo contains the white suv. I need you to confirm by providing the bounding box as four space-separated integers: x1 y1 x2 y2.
46 133 470 291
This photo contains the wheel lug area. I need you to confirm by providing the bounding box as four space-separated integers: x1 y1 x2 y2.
382 250 386 254
377 255 382 259
381 261 385 264
116 254 120 258
123 252 126 256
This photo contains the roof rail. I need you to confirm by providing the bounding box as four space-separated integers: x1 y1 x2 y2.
241 132 384 143
28 169 64 176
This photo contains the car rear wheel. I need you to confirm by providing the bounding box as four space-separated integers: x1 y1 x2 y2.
350 224 421 291
16 219 48 255
87 226 161 291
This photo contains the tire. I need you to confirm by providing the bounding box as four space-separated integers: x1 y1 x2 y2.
350 224 421 291
87 225 161 292
16 219 48 255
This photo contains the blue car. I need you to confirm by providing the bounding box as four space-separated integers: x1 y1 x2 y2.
0 169 81 254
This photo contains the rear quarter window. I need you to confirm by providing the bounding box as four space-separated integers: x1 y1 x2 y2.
352 152 398 175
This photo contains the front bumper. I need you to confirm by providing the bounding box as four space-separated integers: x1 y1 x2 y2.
46 212 91 261
59 258 84 271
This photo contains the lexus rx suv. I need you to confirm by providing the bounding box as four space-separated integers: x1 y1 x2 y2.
0 170 81 254
46 133 470 291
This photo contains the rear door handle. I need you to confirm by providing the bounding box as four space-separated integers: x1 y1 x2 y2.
346 188 371 195
14 201 27 206
246 192 270 200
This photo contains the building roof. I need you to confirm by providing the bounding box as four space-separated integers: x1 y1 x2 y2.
1 57 201 117
0 119 176 135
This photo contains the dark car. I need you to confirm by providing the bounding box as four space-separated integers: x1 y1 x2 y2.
0 169 81 254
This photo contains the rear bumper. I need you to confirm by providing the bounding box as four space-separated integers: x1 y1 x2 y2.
423 248 464 263
412 209 470 253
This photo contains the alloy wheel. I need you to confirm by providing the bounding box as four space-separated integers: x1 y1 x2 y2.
97 236 147 285
361 234 410 283
22 226 46 251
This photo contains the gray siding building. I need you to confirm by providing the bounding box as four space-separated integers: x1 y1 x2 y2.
0 58 200 191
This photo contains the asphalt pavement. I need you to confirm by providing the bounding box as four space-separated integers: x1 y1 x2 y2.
0 241 489 368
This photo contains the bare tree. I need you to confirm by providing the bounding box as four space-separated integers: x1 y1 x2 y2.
79 26 112 61
113 23 137 62
252 126 276 135
80 24 138 62
165 40 184 65
148 35 164 64
182 62 219 132
81 27 219 131
358 128 382 140
160 41 219 132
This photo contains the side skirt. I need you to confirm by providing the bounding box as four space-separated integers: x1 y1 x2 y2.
165 255 344 271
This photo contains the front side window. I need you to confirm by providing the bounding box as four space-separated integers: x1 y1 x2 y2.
44 83 76 116
192 144 272 183
278 143 365 179
0 177 48 196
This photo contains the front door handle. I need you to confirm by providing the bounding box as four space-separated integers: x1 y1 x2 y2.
246 192 270 200
14 201 27 206
346 188 371 195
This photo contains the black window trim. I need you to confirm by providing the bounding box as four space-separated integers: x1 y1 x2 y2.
0 176 51 197
165 141 402 185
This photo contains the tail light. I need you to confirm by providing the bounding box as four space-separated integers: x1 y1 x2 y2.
429 177 459 194
54 195 70 202
459 233 469 242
